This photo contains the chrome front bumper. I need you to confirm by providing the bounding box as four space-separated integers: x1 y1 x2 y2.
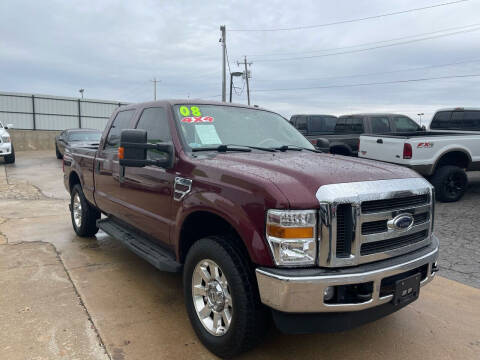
256 235 439 313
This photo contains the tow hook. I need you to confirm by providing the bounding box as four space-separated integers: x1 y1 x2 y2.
432 262 439 274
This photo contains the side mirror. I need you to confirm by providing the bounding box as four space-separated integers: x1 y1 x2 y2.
119 129 173 168
5 124 13 129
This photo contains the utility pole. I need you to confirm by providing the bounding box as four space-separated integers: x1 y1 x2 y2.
238 56 252 106
220 25 226 102
151 78 160 100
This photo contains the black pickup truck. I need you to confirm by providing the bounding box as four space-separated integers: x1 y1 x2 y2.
296 113 423 156
289 114 338 144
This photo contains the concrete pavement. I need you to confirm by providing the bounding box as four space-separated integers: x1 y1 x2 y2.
0 151 479 359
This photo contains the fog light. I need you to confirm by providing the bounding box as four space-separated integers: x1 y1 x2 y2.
323 286 335 301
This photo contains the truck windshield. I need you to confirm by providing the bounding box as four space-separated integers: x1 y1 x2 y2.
174 104 314 151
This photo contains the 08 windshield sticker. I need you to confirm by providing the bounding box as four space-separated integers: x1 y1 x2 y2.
181 116 214 123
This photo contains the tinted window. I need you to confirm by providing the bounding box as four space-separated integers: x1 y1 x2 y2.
105 109 135 149
430 111 452 129
463 110 480 130
335 118 348 132
295 116 307 131
350 118 364 133
450 111 464 129
335 117 363 133
309 116 337 132
393 116 420 132
136 107 171 160
370 117 391 133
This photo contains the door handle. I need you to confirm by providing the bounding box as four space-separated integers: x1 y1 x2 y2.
377 139 383 144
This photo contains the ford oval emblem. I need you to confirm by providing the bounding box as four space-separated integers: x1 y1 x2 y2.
388 214 414 231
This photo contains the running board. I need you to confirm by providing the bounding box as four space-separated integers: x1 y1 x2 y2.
97 218 182 273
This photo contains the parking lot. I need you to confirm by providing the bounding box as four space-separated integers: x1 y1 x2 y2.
0 151 479 360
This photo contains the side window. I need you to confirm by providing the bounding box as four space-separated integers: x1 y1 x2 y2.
290 116 297 125
463 111 480 130
430 111 452 129
392 116 420 132
296 116 307 131
370 117 391 133
450 111 464 129
105 109 135 149
309 116 337 132
136 107 171 160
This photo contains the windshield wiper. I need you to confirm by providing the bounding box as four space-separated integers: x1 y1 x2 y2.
273 145 322 153
192 144 252 153
192 144 277 153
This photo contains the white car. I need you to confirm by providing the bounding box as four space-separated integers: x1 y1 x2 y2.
359 108 480 202
0 121 15 164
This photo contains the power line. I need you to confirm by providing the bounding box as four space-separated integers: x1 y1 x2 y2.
229 0 470 32
254 57 480 83
252 26 480 62
243 23 480 58
251 73 480 92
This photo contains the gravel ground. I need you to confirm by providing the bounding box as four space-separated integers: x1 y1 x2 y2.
434 172 480 288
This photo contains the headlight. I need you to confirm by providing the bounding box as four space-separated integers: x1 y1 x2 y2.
266 209 317 267
1 135 10 143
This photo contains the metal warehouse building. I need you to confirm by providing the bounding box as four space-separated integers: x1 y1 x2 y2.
0 91 128 130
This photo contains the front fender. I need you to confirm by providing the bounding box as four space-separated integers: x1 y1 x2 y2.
174 191 275 267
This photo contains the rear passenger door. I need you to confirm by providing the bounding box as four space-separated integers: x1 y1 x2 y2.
118 107 175 245
94 109 136 216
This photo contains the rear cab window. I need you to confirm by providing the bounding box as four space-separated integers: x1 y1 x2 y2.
463 110 480 130
430 111 453 129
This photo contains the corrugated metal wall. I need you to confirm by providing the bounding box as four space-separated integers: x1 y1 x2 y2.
0 91 128 130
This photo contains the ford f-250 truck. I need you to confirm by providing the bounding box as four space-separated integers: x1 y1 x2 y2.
63 100 439 358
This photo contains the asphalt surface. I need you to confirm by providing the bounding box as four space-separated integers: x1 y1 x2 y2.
435 172 480 288
0 151 479 360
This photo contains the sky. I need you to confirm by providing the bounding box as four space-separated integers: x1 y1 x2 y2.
1 0 480 125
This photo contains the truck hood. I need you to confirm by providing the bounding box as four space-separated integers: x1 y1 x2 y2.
197 151 421 208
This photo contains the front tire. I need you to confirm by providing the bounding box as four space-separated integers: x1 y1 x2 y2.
183 236 268 358
70 184 100 236
430 165 468 202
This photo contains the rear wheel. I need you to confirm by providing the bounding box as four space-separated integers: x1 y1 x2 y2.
70 184 100 236
183 236 268 358
430 165 467 202
4 145 15 164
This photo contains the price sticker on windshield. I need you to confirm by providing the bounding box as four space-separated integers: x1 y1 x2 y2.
181 116 214 123
179 106 202 117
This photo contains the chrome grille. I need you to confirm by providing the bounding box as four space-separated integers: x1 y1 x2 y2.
361 194 429 213
316 178 434 267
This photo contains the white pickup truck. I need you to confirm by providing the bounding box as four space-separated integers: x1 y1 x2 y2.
0 121 15 164
359 108 480 202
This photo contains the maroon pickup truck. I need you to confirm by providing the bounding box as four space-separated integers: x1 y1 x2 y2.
63 100 439 358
